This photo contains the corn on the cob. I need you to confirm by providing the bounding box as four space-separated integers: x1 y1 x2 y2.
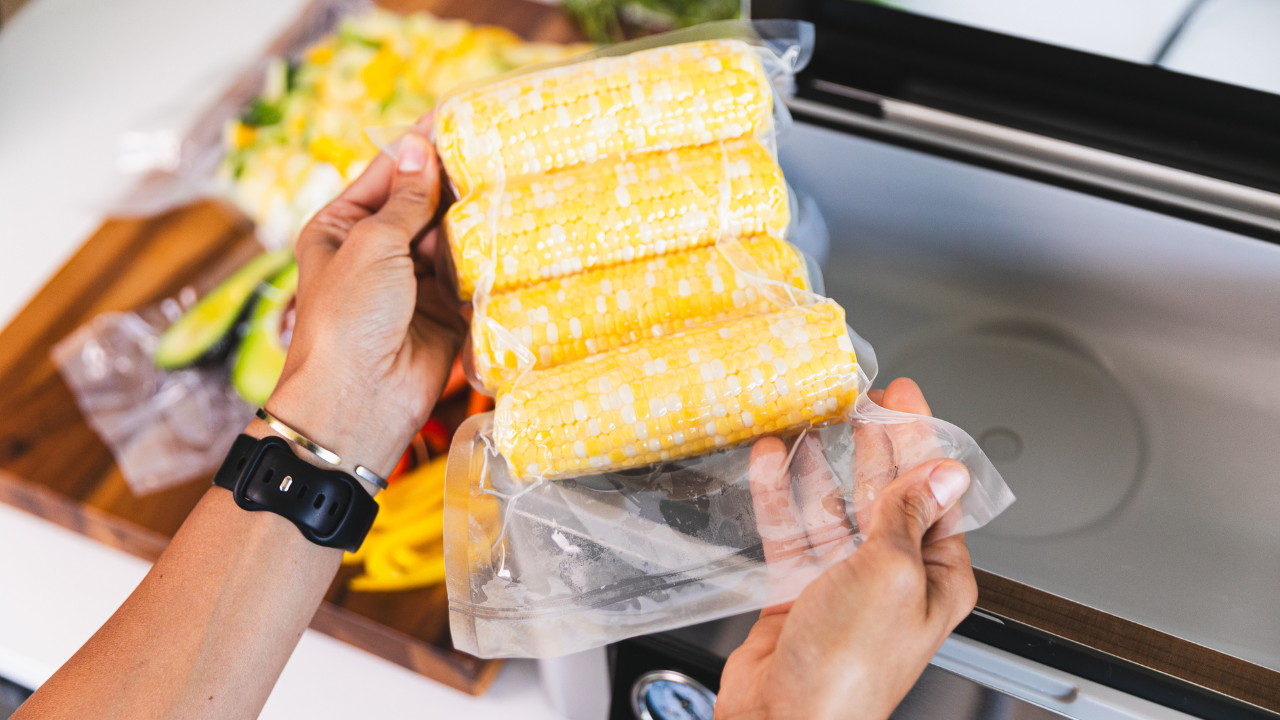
434 39 773 197
446 139 789 299
494 302 858 479
474 236 810 390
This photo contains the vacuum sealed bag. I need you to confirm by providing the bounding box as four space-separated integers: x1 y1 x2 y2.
432 21 1015 658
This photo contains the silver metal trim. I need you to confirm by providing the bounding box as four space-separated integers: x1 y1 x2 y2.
354 465 388 491
811 78 883 105
631 669 716 720
933 636 1199 719
788 90 1280 235
256 407 342 466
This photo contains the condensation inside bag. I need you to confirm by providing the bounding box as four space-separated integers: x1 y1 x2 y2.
52 313 255 496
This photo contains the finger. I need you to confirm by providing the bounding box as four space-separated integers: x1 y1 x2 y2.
413 226 443 277
415 273 467 344
921 532 978 630
924 501 966 545
297 117 436 259
339 113 436 214
880 377 945 472
790 434 853 552
865 458 970 560
415 225 464 306
360 131 441 251
336 150 397 215
849 383 915 530
459 331 490 396
881 377 931 416
852 421 895 531
748 437 810 567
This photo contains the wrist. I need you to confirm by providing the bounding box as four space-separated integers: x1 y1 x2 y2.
282 368 409 460
262 359 416 493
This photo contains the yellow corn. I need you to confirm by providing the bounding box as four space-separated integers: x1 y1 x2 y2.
434 39 773 197
474 236 810 390
494 302 858 479
446 139 789 299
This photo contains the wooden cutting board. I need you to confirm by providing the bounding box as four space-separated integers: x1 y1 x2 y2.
0 0 580 695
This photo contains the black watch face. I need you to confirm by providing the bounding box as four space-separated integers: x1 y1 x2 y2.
631 671 716 720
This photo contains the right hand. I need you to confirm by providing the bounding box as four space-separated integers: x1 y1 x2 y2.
265 119 466 483
716 379 978 720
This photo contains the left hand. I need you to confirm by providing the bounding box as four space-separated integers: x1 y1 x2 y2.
716 379 977 720
265 118 466 482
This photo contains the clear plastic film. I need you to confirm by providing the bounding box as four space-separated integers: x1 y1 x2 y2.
52 311 256 496
424 21 818 397
428 21 1015 658
444 332 1015 658
110 0 591 248
111 0 369 245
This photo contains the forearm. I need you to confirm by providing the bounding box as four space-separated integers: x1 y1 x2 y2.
18 123 452 719
17 423 343 720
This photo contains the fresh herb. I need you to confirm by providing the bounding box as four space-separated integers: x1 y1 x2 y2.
240 99 283 127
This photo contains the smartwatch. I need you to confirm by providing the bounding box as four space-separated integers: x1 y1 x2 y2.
213 434 379 553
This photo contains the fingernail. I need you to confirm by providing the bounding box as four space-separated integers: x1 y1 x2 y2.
399 134 426 173
929 462 969 509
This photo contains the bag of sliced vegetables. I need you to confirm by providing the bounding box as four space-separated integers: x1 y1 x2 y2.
115 0 590 248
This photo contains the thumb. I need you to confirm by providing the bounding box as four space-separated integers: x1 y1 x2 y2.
866 458 970 557
369 131 441 246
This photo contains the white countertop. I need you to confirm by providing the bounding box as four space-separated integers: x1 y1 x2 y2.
0 503 564 718
0 0 565 714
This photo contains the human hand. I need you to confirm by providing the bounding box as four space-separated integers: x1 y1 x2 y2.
716 379 978 720
263 118 466 487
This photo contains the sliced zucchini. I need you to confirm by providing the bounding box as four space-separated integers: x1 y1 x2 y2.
232 261 299 406
154 248 294 370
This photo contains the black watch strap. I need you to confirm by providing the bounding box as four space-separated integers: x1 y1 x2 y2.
213 434 379 553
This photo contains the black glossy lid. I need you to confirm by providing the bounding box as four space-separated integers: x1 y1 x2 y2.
756 0 1280 198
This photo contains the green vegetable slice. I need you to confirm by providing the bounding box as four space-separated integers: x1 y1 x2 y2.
153 249 294 370
232 261 299 406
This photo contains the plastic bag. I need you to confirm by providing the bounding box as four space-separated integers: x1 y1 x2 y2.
61 1 593 495
52 312 256 496
418 21 872 478
111 0 589 247
429 20 823 400
112 0 367 242
427 21 1015 658
443 330 1015 658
